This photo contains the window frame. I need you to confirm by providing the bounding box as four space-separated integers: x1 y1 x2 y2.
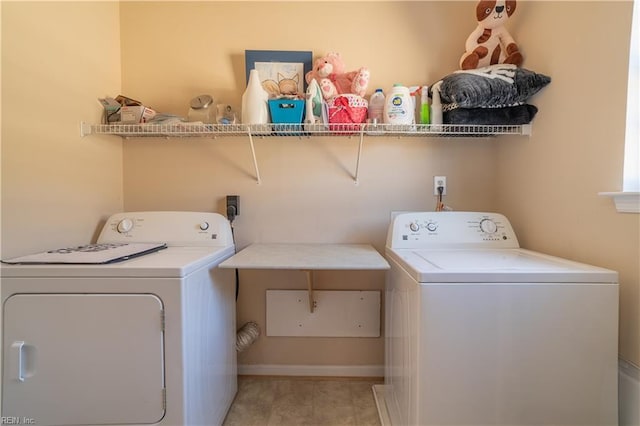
601 0 639 213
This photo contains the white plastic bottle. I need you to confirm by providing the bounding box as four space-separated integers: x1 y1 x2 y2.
383 84 413 125
242 69 269 125
430 82 443 128
368 89 385 123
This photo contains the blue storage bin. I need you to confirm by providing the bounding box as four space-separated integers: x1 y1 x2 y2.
268 99 304 135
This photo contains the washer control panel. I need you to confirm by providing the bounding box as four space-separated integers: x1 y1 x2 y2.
387 212 520 249
97 211 233 247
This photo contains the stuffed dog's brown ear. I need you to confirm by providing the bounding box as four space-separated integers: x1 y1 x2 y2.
476 1 497 22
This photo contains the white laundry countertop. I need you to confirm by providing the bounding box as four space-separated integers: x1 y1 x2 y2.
218 243 389 270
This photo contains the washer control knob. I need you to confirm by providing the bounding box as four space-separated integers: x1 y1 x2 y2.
426 222 438 232
409 222 420 232
199 222 210 231
479 219 498 234
117 218 134 234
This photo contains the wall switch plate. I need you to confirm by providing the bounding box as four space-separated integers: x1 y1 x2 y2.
434 176 447 195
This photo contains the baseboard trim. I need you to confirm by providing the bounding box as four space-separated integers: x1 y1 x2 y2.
620 358 639 380
238 364 384 377
619 358 640 426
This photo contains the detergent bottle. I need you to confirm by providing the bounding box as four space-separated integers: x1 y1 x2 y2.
383 84 413 125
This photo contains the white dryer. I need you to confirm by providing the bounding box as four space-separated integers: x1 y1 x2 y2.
375 211 619 426
1 211 237 426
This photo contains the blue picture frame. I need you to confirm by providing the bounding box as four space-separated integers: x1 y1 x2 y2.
245 50 312 98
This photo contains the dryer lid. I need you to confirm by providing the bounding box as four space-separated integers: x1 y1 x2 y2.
1 242 167 265
0 245 235 278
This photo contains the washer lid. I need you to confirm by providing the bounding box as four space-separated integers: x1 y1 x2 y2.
387 248 618 283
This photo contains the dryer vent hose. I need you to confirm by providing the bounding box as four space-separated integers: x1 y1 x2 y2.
236 321 260 352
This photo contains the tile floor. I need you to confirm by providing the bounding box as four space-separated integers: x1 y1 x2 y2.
223 376 383 426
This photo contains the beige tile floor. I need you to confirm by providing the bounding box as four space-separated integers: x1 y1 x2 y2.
223 376 383 426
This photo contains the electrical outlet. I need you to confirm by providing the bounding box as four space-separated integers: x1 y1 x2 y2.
433 176 447 196
226 195 239 219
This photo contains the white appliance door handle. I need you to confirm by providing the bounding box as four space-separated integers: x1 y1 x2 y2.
10 340 26 382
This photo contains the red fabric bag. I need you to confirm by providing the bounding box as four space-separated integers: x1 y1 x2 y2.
327 94 368 132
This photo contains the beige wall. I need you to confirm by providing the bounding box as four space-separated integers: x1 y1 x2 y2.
495 1 639 365
1 1 637 371
118 1 639 368
1 1 123 258
119 1 502 369
1 2 123 404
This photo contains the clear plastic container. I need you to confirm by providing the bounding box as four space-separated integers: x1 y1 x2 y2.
368 89 385 123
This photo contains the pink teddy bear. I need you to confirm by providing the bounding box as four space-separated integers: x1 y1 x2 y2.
305 52 370 100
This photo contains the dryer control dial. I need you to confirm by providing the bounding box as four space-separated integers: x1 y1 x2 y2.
116 218 134 234
409 222 420 232
479 218 498 234
426 222 438 232
199 222 210 231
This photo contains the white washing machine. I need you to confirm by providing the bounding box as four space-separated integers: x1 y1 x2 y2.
1 211 237 426
375 211 619 426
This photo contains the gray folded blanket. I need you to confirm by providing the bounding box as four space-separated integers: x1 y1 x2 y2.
435 64 551 110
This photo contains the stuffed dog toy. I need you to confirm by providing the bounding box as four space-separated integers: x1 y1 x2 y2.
460 0 523 70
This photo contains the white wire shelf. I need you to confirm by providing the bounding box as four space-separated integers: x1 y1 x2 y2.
81 122 531 138
80 121 531 186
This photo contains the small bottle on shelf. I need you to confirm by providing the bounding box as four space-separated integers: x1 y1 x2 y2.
419 86 430 125
430 82 443 128
368 89 385 123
